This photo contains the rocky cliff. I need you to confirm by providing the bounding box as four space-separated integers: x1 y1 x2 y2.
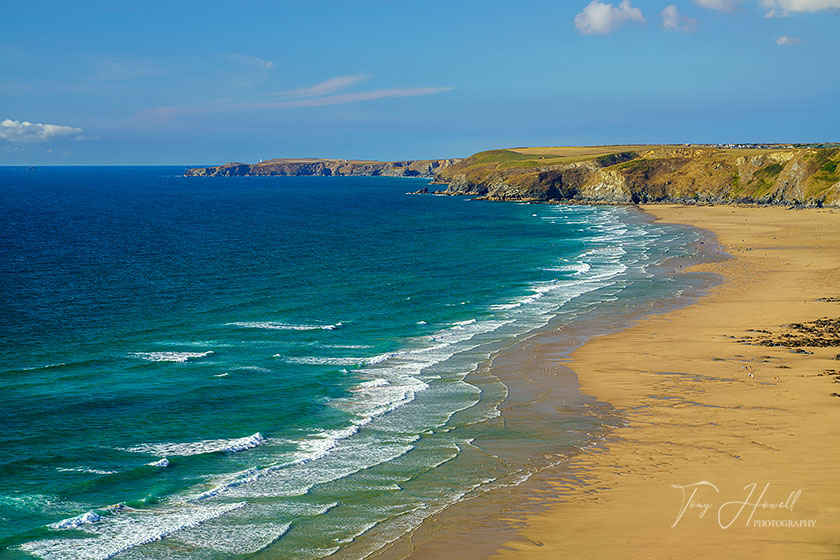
185 158 460 178
431 146 840 207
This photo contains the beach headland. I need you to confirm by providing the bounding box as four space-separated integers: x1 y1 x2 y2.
488 204 840 559
433 145 840 207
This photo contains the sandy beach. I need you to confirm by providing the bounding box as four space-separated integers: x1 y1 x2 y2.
490 204 840 559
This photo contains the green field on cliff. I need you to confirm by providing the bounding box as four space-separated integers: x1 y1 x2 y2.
434 144 840 207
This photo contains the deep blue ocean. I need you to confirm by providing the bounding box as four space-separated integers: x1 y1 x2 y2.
0 167 708 559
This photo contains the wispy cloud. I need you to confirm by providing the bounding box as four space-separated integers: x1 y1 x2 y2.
256 87 452 109
574 1 645 35
0 119 82 142
140 76 451 122
776 35 802 45
762 0 840 17
228 54 275 71
661 5 699 33
693 0 745 12
274 75 370 98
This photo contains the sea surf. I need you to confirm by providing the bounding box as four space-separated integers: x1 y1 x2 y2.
0 167 713 559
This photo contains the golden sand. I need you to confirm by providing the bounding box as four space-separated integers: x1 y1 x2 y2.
492 205 840 559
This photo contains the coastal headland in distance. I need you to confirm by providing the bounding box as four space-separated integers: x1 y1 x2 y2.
187 143 840 208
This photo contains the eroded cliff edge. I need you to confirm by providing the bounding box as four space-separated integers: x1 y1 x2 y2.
431 146 840 207
185 158 460 178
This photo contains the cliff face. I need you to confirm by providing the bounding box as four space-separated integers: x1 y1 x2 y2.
432 147 840 207
185 147 840 207
185 158 460 178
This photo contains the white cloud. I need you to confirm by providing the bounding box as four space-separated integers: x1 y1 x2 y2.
693 0 745 12
776 35 802 45
574 1 645 35
762 0 840 16
275 75 370 98
0 119 83 142
661 5 699 32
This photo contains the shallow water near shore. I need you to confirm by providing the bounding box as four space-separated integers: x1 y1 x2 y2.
1 167 712 559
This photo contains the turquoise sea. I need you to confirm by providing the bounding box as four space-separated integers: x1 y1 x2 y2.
0 167 710 559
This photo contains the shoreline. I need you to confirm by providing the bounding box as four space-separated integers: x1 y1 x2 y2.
373 204 840 560
368 206 725 560
491 204 840 558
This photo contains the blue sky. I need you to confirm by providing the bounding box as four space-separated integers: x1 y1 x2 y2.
1 0 838 164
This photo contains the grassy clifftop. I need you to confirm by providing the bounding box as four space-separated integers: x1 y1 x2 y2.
432 145 840 207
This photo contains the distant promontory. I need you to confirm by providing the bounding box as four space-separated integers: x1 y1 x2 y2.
185 158 460 178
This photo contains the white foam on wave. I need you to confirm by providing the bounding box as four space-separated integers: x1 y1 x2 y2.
363 352 395 366
195 431 419 505
336 520 380 545
494 207 652 315
581 246 627 259
227 321 342 331
175 502 337 557
289 318 515 477
147 458 169 468
53 510 101 529
420 319 512 351
490 283 556 310
191 426 363 502
338 376 428 427
278 356 370 366
289 426 362 466
124 432 266 458
23 502 246 560
355 378 390 390
277 351 399 367
56 467 117 476
542 262 592 275
489 302 522 310
170 518 292 555
131 351 213 363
